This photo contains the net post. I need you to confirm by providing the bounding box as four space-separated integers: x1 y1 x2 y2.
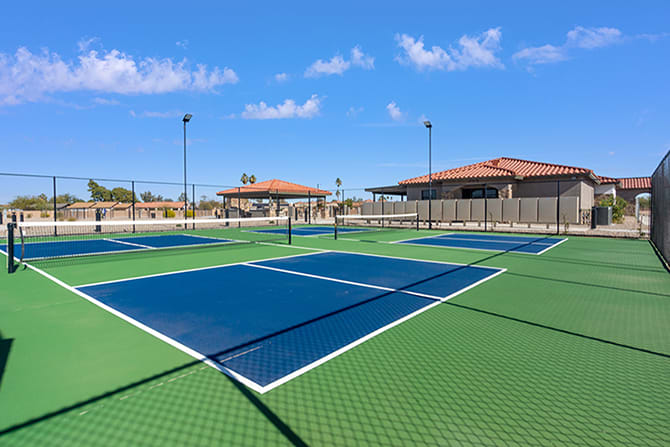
334 207 338 240
131 180 136 233
52 176 57 237
288 216 292 245
556 179 560 236
7 223 14 274
416 213 419 231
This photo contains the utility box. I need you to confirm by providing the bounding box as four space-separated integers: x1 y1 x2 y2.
593 206 613 226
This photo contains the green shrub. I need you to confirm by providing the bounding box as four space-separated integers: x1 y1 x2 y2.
598 196 627 223
186 209 195 218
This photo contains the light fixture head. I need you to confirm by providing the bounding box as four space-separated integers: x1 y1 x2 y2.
183 114 192 122
423 120 432 128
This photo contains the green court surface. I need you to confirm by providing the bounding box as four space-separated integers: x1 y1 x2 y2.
1 229 669 446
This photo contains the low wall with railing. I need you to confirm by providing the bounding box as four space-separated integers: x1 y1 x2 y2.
361 197 582 225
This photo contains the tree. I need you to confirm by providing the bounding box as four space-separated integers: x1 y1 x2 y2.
87 180 112 202
9 195 49 210
240 173 249 185
335 177 342 203
140 191 164 202
598 196 627 223
249 174 256 184
55 193 83 204
111 187 136 203
178 192 187 203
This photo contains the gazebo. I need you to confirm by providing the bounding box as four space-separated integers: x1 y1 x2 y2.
216 179 331 223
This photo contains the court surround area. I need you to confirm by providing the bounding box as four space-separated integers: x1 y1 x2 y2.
1 216 668 446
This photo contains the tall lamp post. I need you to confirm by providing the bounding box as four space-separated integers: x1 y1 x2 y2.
182 114 192 219
424 120 432 229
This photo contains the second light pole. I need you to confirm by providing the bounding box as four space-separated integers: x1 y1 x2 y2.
424 120 432 229
183 113 192 220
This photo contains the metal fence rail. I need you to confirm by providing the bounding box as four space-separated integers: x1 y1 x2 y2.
651 150 669 266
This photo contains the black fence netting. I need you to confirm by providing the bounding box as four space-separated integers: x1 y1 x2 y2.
651 150 669 266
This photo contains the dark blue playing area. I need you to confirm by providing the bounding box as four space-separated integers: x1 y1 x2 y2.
251 225 371 236
2 234 233 260
77 251 503 391
395 232 566 254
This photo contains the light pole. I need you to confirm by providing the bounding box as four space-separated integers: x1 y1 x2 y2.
182 114 192 220
424 120 432 229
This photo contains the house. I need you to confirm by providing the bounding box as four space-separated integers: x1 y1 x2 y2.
368 157 650 213
135 201 187 219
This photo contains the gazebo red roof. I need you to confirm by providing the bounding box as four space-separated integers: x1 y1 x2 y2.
217 179 331 198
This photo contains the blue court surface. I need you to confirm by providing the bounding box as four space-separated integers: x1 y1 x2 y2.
251 225 371 236
395 232 567 254
2 234 233 260
76 251 504 392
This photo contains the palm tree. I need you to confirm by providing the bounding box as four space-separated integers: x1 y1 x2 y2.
249 174 257 184
335 177 342 204
240 173 248 185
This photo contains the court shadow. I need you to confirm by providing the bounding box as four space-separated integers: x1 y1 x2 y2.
0 333 12 392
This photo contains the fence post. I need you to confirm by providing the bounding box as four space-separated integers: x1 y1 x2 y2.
131 180 136 233
484 184 488 232
238 187 241 228
556 180 560 235
52 176 57 236
192 184 196 230
308 191 311 225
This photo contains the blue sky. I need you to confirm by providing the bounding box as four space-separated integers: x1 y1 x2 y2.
0 1 668 202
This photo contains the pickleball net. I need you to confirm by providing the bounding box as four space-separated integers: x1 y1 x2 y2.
334 212 418 239
3 216 291 271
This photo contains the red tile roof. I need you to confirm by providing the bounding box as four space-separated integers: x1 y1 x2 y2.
217 179 331 196
399 157 596 184
617 177 651 190
596 176 619 184
135 201 186 209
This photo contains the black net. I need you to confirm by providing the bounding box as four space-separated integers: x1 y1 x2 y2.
651 150 669 266
5 216 290 268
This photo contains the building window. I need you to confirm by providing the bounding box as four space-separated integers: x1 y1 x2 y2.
462 188 498 199
421 189 437 200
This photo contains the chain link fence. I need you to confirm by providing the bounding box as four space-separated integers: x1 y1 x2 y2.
651 150 669 266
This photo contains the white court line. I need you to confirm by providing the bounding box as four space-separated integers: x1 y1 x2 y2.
242 262 442 301
16 260 267 394
431 234 562 246
535 237 569 255
105 238 154 249
255 263 505 393
75 250 326 288
15 247 506 394
389 235 566 256
263 242 504 272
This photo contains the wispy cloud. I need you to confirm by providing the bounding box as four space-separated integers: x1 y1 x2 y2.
274 72 289 83
129 110 183 118
394 28 504 71
0 40 238 105
513 26 623 66
347 106 363 118
241 94 322 119
305 46 374 78
93 97 120 105
386 101 404 121
176 40 189 49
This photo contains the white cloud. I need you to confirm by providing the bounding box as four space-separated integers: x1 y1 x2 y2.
93 97 120 105
176 40 189 49
608 151 615 156
512 44 567 65
386 101 404 121
305 46 374 78
241 94 322 120
130 110 183 118
274 72 289 83
513 26 623 66
350 46 374 70
347 106 363 118
394 29 503 71
566 26 621 49
0 42 238 105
